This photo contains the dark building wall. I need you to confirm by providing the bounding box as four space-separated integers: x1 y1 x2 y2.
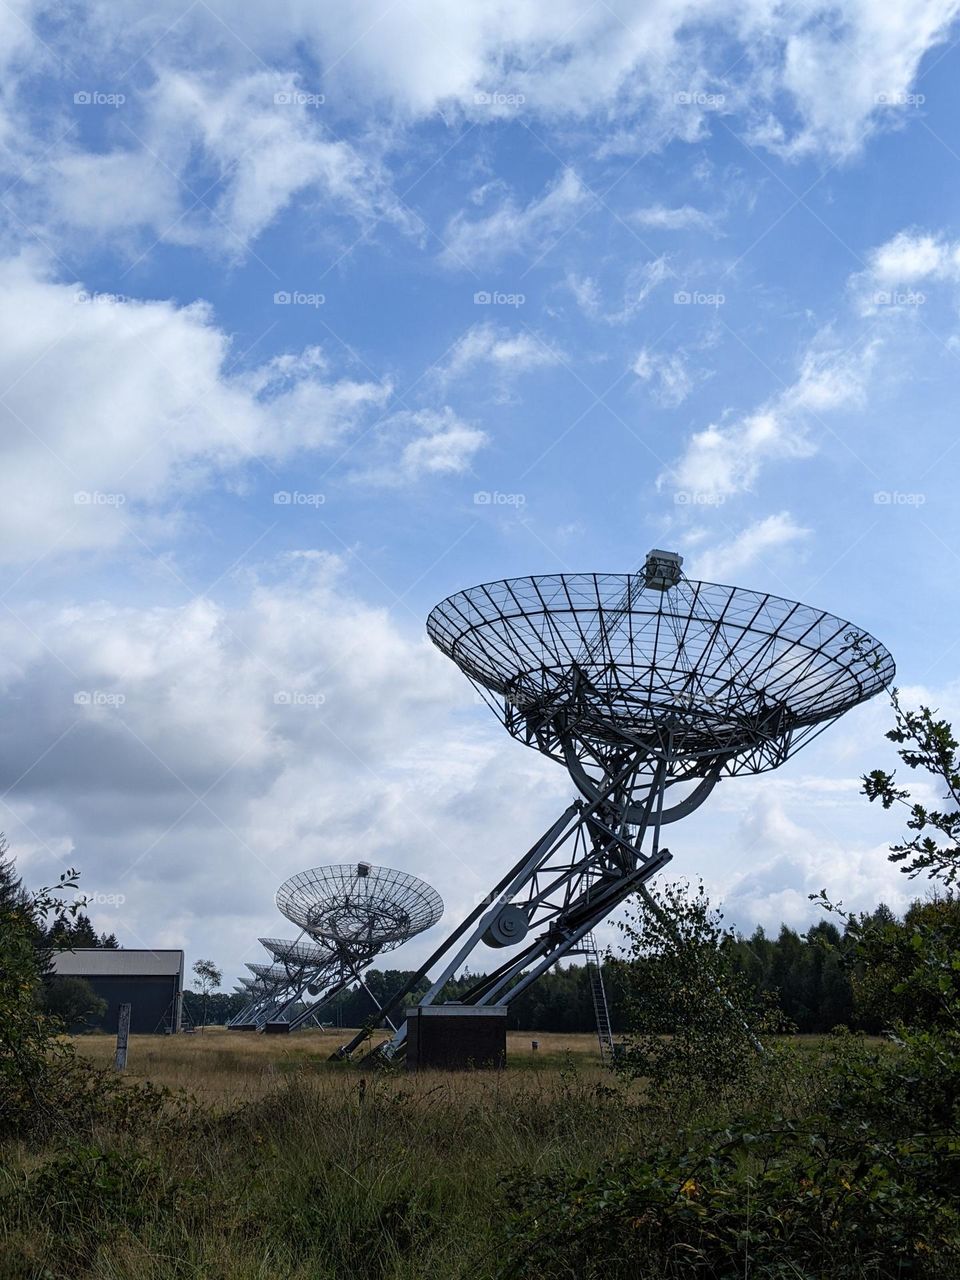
406 1008 507 1070
73 975 180 1034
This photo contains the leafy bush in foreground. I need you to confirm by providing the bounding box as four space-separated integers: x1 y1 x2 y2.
500 696 960 1279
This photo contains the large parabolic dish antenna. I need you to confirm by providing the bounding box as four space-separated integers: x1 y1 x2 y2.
426 557 893 820
342 550 894 1063
276 863 444 959
228 864 444 1033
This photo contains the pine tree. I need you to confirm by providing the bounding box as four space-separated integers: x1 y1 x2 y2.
45 912 100 949
0 834 26 911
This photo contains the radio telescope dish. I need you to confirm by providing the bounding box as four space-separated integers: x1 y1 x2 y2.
258 937 331 967
337 550 894 1064
276 863 443 959
230 863 444 1034
427 566 892 821
246 962 290 983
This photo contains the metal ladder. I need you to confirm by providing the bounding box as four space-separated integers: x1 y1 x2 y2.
584 931 615 1062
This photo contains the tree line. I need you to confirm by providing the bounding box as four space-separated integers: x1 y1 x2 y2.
7 827 953 1039
191 896 952 1035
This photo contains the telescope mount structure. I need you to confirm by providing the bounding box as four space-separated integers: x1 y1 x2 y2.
228 862 443 1032
337 549 894 1062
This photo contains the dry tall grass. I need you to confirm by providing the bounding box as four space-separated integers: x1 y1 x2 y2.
1 1028 632 1279
67 1026 606 1104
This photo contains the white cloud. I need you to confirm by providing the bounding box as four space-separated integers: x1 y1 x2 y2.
715 793 916 932
565 273 604 317
851 228 960 312
0 554 567 978
437 323 561 384
869 230 957 282
31 0 956 163
0 2 952 266
663 337 877 499
631 203 715 231
566 256 671 324
632 347 693 407
358 407 488 485
442 168 588 267
690 512 810 580
0 255 393 563
37 71 414 257
759 1 960 161
47 151 180 236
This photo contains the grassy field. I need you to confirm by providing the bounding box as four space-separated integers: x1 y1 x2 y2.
2 1029 935 1279
68 1026 607 1102
1 1027 630 1279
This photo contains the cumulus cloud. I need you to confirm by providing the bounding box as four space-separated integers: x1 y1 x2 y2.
662 337 878 500
750 0 960 161
715 793 916 932
0 2 951 263
630 204 715 231
0 554 567 977
357 407 488 485
690 512 811 580
0 256 395 563
441 168 588 267
16 0 955 162
33 71 414 258
435 323 562 385
174 2 957 162
851 228 960 312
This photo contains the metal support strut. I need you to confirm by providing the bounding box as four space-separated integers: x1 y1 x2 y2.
337 748 718 1064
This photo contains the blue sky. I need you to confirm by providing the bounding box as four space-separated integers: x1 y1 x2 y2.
2 1 960 984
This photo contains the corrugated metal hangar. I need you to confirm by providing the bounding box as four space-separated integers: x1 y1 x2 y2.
51 948 184 1034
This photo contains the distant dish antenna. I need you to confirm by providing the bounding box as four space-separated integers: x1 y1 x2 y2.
259 937 331 967
338 551 894 1062
229 864 443 1033
276 863 443 958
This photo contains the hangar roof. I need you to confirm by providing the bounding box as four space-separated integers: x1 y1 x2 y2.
51 948 184 979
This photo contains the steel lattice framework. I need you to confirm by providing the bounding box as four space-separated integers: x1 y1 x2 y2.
259 937 332 966
229 864 444 1033
336 551 894 1064
276 864 444 958
227 939 339 1030
427 572 893 779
